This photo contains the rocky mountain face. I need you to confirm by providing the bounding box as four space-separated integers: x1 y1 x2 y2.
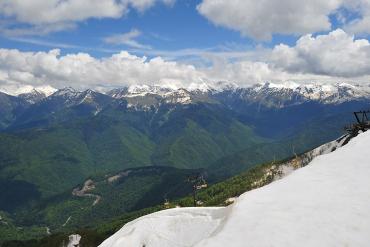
107 82 370 109
2 82 369 122
18 89 47 104
0 91 28 129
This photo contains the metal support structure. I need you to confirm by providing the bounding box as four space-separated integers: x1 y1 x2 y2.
187 174 207 207
354 111 370 125
346 110 370 135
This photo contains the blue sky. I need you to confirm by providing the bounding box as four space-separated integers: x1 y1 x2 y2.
0 0 346 58
0 0 370 94
0 0 252 58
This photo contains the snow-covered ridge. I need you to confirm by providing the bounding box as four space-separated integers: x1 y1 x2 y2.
109 82 370 104
4 85 57 97
4 81 370 99
18 89 47 104
2 82 370 109
99 131 370 247
252 82 370 104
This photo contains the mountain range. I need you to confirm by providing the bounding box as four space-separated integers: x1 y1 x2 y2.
2 82 370 130
1 82 370 195
0 81 369 244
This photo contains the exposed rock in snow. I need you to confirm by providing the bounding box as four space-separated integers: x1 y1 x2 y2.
4 82 370 106
164 88 192 104
18 89 47 104
99 131 370 247
52 87 80 98
254 82 370 104
106 81 370 109
108 86 196 109
109 85 174 99
5 81 369 112
228 82 370 108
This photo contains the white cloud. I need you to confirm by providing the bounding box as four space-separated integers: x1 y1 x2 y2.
197 0 338 40
0 0 174 35
1 29 370 95
0 48 203 93
197 0 363 40
271 29 370 77
0 47 278 94
343 0 370 34
127 0 175 12
104 29 151 49
0 0 123 25
9 37 80 49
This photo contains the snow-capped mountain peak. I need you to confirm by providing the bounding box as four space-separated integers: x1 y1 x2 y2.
18 89 47 104
108 85 194 109
6 81 370 111
249 82 370 105
108 85 175 99
78 89 98 104
107 88 129 99
52 87 80 97
164 88 192 104
128 85 172 95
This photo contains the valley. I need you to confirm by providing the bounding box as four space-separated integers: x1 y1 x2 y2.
0 82 369 245
2 129 359 246
1 2 370 246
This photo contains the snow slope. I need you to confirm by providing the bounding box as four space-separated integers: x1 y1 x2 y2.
99 132 370 247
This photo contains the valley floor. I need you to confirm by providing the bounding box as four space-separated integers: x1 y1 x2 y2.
99 131 370 247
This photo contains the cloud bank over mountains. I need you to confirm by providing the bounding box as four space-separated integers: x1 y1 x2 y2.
271 29 370 78
0 0 370 94
1 29 370 95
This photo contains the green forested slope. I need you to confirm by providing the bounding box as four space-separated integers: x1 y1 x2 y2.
0 103 267 202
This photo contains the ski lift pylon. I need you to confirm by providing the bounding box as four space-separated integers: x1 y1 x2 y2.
187 173 208 207
345 110 370 135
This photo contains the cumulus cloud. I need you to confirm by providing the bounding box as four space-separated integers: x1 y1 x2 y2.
197 0 370 40
0 0 174 35
1 29 370 95
0 0 124 25
271 29 370 77
0 48 204 93
197 0 342 40
343 0 370 34
104 29 151 49
0 48 281 94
